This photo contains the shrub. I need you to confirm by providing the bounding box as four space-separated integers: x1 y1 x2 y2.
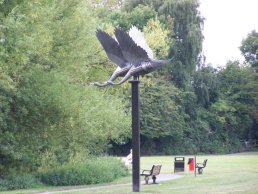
39 157 128 186
0 174 41 191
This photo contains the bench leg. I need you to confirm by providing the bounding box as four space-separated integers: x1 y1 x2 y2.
198 168 203 174
152 175 157 184
144 176 149 184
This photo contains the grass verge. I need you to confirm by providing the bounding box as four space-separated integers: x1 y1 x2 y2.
2 152 258 194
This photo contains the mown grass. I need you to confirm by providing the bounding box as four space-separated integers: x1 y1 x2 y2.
2 152 258 194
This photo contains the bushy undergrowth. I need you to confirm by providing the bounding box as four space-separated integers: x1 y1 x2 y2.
0 157 128 191
39 157 128 186
0 174 41 191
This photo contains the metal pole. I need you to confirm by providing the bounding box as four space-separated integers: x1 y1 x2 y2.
130 76 140 192
195 155 196 177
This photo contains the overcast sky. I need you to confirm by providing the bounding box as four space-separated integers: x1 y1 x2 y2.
199 0 258 67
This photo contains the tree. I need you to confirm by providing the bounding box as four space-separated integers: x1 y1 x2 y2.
143 18 173 59
240 30 258 71
140 78 185 139
207 62 258 151
0 0 131 175
159 0 204 87
100 4 157 31
192 66 219 108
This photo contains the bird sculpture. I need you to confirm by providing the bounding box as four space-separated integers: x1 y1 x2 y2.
93 26 171 87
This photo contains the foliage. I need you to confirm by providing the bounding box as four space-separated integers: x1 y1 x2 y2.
0 66 130 174
98 4 157 31
240 30 258 71
0 174 41 191
192 66 219 108
0 0 130 176
159 0 204 88
39 157 128 186
143 18 173 59
140 77 185 139
215 62 258 138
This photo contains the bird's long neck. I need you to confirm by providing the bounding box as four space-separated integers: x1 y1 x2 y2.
150 59 171 69
152 59 171 64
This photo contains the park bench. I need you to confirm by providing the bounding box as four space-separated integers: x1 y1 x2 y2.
196 159 208 174
140 165 162 184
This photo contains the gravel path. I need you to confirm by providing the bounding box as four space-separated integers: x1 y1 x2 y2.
36 173 182 194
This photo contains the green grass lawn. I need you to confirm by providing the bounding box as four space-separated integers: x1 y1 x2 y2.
2 152 258 194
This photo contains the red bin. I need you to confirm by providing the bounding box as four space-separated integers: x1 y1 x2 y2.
188 158 194 171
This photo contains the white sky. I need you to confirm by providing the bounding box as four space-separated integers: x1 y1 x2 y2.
199 0 258 67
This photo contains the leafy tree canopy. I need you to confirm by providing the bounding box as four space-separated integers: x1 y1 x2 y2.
240 30 258 71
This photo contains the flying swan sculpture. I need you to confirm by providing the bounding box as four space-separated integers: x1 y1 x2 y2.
93 26 171 87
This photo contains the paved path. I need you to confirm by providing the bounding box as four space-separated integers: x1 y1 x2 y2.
37 174 182 194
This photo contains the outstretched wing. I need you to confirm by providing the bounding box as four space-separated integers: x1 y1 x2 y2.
114 28 149 66
128 26 153 59
96 29 126 68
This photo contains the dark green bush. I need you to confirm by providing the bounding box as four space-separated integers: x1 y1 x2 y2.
39 157 128 186
0 174 41 191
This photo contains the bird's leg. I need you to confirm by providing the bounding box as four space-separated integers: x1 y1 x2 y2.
92 81 112 87
91 66 131 87
110 66 143 86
